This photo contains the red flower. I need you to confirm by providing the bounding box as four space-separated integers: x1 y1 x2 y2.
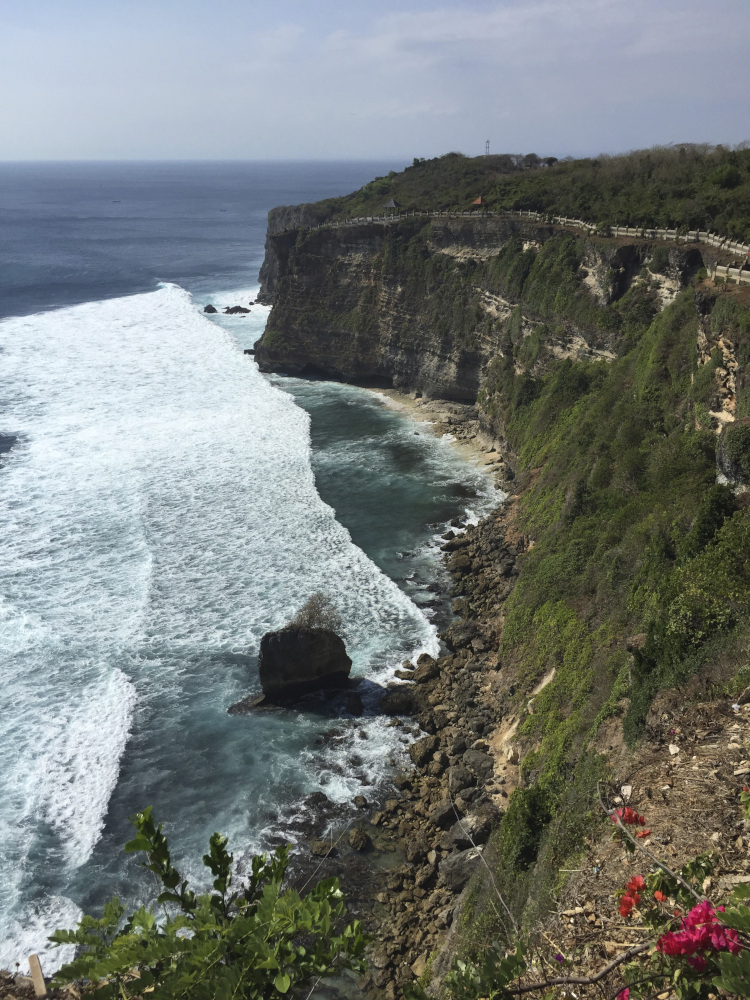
626 875 645 893
611 807 647 826
654 891 667 903
616 990 629 1000
635 829 651 838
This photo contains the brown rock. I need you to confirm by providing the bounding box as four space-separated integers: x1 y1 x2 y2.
409 735 440 767
348 827 372 852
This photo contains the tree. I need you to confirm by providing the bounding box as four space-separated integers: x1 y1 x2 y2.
289 591 343 632
50 807 365 1000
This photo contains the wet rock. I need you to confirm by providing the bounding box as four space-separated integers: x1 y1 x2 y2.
309 839 336 857
413 657 439 684
224 304 250 314
352 794 368 808
203 303 217 313
348 827 372 852
257 626 352 702
380 683 424 716
344 692 364 715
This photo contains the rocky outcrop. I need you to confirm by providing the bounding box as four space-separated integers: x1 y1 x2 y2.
717 417 750 484
255 217 519 401
203 303 217 314
257 626 352 703
257 203 335 304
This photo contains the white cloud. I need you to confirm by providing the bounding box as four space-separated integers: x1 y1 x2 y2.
0 0 748 158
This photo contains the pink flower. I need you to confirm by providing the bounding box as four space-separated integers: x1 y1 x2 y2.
656 901 743 961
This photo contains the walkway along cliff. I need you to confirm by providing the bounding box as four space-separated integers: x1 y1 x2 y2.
254 205 750 997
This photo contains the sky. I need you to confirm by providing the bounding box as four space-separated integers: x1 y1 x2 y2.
1 0 748 161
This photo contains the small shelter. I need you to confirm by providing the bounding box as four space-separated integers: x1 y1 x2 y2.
383 198 399 214
470 196 485 210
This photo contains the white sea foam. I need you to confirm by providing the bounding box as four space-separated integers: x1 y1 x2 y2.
0 284 438 969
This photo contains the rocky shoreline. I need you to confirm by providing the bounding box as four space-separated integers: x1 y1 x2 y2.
278 409 525 1000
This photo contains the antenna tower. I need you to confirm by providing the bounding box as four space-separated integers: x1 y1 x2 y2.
485 140 490 156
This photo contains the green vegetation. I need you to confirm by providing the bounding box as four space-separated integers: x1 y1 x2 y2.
50 807 365 1000
294 145 750 241
458 266 750 951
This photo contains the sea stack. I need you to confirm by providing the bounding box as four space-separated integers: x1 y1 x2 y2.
257 625 352 703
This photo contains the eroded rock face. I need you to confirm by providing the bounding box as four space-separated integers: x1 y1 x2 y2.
717 418 750 484
257 626 352 703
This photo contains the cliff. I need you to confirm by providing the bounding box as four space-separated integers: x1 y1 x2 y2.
255 213 703 405
254 180 750 997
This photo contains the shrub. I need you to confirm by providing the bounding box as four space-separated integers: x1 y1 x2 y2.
50 808 365 1000
289 591 343 632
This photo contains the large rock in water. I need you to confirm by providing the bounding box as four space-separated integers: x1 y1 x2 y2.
257 626 352 703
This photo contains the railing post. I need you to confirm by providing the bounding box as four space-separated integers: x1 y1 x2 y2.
28 955 46 997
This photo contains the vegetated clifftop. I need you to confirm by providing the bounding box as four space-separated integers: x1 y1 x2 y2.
254 173 750 998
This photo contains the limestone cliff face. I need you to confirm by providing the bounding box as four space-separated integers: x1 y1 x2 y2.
255 214 703 403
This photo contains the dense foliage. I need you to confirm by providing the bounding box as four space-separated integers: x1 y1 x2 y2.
299 145 750 241
50 808 365 1000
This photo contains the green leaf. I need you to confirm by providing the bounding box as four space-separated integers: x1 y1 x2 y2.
274 972 291 993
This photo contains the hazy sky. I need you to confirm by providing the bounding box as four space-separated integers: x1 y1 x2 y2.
2 0 748 161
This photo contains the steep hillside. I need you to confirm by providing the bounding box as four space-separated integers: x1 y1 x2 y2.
253 151 750 998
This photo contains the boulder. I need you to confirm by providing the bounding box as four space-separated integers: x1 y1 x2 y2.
413 655 439 684
379 683 424 716
439 813 493 851
203 303 217 313
309 839 336 857
348 827 371 852
463 748 494 780
429 799 457 829
438 846 483 892
447 764 475 795
257 626 351 703
408 734 440 767
224 305 250 314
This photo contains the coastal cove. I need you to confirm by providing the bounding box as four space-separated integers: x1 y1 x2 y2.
6 148 750 1000
0 162 503 977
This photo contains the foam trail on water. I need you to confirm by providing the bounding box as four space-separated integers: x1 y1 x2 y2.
0 285 436 971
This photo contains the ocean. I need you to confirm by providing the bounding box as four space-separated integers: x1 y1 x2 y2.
0 162 495 973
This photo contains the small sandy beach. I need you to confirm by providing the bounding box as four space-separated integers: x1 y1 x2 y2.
366 387 510 493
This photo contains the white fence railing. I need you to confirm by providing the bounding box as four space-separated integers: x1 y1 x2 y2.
278 209 750 283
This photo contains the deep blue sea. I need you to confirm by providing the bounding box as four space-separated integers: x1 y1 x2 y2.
0 162 495 972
